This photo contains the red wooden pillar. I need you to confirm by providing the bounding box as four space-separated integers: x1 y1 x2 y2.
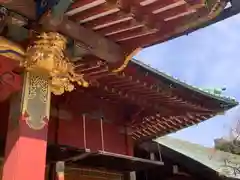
2 72 51 180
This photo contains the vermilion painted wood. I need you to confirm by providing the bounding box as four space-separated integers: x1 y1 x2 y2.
2 106 48 180
0 55 22 101
2 122 48 180
0 55 48 180
54 115 133 155
2 89 48 180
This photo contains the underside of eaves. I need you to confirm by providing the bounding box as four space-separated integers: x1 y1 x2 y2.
67 0 226 49
2 0 240 66
58 58 238 142
0 0 236 62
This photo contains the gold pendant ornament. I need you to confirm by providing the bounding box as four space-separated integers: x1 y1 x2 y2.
21 32 88 95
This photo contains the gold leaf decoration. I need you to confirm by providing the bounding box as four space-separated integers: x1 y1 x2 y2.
21 32 88 95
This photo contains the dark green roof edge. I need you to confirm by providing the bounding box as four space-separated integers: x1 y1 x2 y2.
131 58 239 107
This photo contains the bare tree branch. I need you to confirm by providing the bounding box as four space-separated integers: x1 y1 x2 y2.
212 117 240 177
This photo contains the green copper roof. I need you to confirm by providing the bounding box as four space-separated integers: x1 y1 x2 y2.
131 59 238 107
155 136 240 179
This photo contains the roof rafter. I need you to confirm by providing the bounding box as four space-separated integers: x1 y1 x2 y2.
0 0 126 64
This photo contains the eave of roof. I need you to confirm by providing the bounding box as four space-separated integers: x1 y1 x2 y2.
3 0 240 66
85 57 238 141
166 4 240 44
67 0 228 50
131 58 239 109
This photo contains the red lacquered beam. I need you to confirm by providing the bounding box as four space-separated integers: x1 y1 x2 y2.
72 3 116 22
140 0 182 13
107 26 146 41
153 4 192 20
141 0 205 13
118 9 207 48
95 18 134 34
83 11 130 29
80 0 159 32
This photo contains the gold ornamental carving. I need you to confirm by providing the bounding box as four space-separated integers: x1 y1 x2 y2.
0 33 89 95
22 32 89 95
21 72 50 130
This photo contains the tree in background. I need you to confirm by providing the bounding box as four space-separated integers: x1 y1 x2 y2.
212 113 240 177
214 118 240 155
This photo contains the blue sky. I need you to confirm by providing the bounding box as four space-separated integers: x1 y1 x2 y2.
135 14 240 147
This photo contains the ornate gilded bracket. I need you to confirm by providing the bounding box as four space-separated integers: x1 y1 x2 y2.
23 32 89 95
0 32 89 95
